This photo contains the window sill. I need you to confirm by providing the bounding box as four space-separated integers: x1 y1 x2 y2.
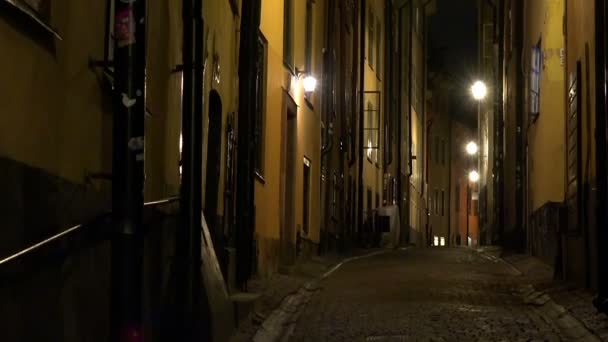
255 170 266 184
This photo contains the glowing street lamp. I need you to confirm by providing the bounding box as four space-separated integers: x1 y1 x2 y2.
468 170 480 183
471 80 487 101
303 74 317 93
466 141 478 156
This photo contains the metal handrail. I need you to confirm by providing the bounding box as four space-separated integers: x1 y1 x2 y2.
0 196 180 268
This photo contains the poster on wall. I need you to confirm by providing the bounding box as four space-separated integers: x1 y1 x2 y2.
3 0 61 39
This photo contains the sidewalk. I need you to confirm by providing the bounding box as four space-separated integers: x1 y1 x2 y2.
229 248 385 342
479 246 608 341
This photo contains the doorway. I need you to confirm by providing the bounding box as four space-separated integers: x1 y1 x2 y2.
205 90 225 275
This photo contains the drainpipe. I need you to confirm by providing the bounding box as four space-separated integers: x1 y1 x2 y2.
383 1 393 168
236 0 262 287
357 0 366 237
176 0 209 339
110 0 146 340
421 0 432 197
495 0 505 246
321 0 334 253
593 0 608 313
321 0 335 157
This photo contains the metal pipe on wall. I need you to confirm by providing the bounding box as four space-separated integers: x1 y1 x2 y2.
236 0 262 287
357 0 366 238
110 0 146 340
593 0 608 313
175 0 209 339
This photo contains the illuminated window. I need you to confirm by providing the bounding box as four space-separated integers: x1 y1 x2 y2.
530 40 542 118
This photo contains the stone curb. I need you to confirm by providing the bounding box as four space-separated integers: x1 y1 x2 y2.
478 250 602 341
252 249 394 342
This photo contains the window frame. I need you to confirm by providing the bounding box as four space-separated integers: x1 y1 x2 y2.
368 6 375 69
254 33 268 177
530 39 542 120
283 0 294 72
303 157 312 235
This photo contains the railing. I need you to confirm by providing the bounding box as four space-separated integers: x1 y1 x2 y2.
0 196 180 269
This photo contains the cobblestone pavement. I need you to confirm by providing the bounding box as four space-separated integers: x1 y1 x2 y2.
289 248 571 342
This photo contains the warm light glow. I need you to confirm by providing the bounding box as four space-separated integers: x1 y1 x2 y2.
466 141 478 155
303 75 317 93
469 170 480 183
471 80 487 100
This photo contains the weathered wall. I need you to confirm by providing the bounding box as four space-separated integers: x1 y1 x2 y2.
563 0 597 289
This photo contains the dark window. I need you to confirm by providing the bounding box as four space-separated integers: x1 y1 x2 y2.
441 190 445 216
376 18 381 78
305 0 313 72
368 7 374 69
283 0 294 70
376 192 380 208
434 189 439 215
254 34 267 175
472 199 479 216
331 171 338 219
367 187 373 217
434 136 439 163
455 185 460 212
303 158 311 235
441 139 446 165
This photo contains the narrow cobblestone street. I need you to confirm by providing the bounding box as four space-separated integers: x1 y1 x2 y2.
289 248 567 341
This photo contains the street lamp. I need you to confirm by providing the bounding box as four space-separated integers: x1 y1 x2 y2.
471 80 487 100
466 141 478 156
303 75 317 93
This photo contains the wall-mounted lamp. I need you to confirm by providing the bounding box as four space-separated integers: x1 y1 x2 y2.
296 68 317 93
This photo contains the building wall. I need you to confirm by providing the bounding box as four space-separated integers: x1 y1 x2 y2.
427 102 450 246
362 0 385 226
257 0 323 276
478 0 496 244
450 120 479 246
563 0 598 289
523 0 565 214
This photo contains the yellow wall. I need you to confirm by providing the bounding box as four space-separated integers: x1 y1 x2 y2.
0 1 111 183
524 0 565 213
363 0 385 217
258 0 323 275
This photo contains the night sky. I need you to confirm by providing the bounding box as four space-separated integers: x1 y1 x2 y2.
429 0 479 126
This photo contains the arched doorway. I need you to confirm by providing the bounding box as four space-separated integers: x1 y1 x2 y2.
204 90 225 275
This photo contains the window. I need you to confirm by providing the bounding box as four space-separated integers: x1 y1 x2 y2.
368 7 374 69
283 0 294 70
434 136 439 163
376 18 382 78
434 189 439 215
254 34 268 175
376 193 380 208
331 171 338 219
364 99 380 163
472 199 479 216
530 41 542 118
303 157 311 235
305 0 313 72
441 190 445 216
367 187 373 217
455 185 460 212
441 140 446 165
